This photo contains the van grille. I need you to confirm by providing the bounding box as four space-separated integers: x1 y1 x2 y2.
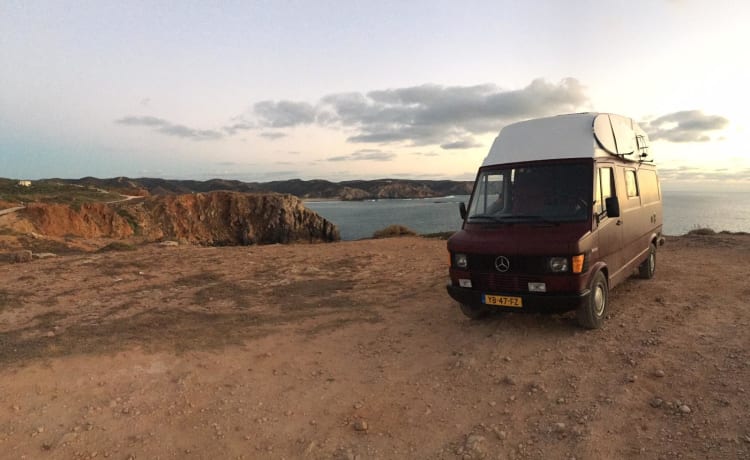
472 272 540 293
467 254 547 274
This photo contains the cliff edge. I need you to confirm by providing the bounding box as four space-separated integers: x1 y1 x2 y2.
17 191 339 247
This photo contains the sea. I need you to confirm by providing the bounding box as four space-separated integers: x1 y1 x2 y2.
306 190 750 240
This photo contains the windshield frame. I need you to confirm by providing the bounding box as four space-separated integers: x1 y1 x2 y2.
465 159 594 225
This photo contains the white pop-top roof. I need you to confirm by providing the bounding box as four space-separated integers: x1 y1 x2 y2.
482 112 651 167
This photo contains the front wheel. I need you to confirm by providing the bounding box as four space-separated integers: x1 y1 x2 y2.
638 243 656 279
459 303 488 320
577 271 608 329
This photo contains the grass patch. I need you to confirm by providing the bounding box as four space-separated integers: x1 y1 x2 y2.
0 180 120 205
372 224 417 239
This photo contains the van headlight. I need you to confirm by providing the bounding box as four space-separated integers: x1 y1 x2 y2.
548 257 569 272
455 253 468 268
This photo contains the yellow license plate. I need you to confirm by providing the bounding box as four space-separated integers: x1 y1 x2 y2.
483 294 523 308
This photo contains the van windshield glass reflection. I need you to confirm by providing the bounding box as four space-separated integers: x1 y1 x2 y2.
467 162 592 223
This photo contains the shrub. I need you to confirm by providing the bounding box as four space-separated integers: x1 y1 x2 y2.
687 227 716 236
372 224 417 239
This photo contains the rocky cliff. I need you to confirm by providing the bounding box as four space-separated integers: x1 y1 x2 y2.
22 192 339 245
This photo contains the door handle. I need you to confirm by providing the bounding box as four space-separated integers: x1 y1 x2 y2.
616 219 622 226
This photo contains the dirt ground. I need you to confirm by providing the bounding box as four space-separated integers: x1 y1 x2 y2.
0 234 749 460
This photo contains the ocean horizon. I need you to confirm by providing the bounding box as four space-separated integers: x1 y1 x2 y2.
306 190 750 240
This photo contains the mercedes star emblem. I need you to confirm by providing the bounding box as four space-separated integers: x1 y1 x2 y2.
494 256 510 272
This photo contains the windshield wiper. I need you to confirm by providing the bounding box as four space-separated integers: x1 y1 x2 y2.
502 214 559 225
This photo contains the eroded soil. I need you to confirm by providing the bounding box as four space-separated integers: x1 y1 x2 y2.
1 235 749 459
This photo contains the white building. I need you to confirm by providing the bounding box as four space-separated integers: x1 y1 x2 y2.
18 180 32 187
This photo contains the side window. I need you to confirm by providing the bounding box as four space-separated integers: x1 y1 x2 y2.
625 169 639 198
638 169 660 204
595 167 615 215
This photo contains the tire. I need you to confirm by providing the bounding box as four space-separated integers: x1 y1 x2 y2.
459 303 488 320
577 271 608 329
638 243 656 279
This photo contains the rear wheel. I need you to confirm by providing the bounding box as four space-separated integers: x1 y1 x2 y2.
638 243 656 279
459 303 488 320
577 271 608 329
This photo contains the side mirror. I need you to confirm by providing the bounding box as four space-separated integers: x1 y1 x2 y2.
459 202 467 220
605 196 620 218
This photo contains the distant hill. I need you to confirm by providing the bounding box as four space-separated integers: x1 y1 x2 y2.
4 177 473 201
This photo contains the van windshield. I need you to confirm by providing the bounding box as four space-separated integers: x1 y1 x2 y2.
467 162 592 223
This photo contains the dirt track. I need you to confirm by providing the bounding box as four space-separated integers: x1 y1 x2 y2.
1 235 749 459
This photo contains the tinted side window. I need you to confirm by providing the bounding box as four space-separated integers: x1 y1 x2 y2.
638 169 660 204
595 167 615 215
625 169 639 198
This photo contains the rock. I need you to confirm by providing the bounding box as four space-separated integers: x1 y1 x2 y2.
33 252 57 259
461 434 487 459
10 250 32 263
353 419 368 431
22 191 340 245
654 369 666 378
158 241 179 247
46 331 55 338
553 422 567 433
650 397 664 408
679 404 692 414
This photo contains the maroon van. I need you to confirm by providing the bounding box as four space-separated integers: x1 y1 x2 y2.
446 113 664 328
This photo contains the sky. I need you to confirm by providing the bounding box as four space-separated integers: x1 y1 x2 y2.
1 0 749 190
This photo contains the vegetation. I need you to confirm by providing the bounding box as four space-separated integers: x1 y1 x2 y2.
372 224 417 239
687 227 716 236
0 179 120 205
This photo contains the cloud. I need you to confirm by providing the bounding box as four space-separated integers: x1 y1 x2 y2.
236 78 587 149
327 149 396 162
223 122 254 135
253 100 316 128
118 78 588 147
440 138 482 150
315 78 587 147
259 131 287 140
116 116 223 141
643 110 729 143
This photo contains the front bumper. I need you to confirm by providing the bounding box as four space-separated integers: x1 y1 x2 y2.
446 283 589 313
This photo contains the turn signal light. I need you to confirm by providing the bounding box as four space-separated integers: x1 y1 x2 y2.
572 254 585 273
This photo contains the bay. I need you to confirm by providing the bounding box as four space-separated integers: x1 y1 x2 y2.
306 190 750 240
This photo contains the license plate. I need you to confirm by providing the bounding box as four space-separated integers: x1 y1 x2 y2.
483 294 523 308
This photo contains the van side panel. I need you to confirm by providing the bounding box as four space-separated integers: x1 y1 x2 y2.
609 164 662 288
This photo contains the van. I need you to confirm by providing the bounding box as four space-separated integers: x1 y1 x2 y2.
446 113 664 329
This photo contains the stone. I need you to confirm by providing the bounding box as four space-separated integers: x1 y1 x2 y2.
462 434 487 459
650 397 664 408
353 420 368 431
654 369 666 378
33 252 57 259
679 404 692 414
10 250 32 263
